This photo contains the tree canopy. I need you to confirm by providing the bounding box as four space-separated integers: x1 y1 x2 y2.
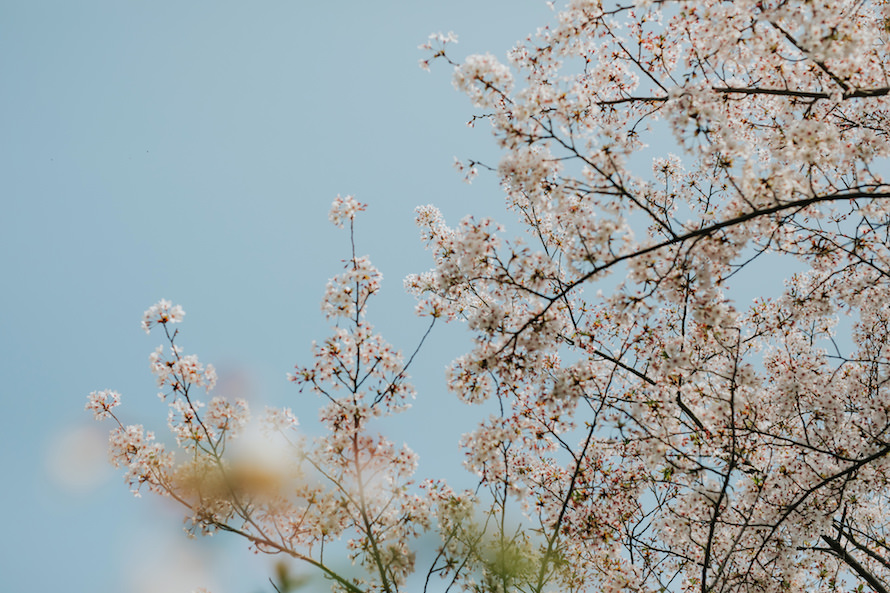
89 1 890 592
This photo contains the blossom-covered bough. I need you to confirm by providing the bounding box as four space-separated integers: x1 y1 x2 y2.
89 197 443 593
91 1 890 592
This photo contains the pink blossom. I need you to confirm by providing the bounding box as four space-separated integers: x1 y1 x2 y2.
141 299 184 334
85 389 120 421
328 194 366 228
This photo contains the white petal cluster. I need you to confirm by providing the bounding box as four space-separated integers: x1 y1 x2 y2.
141 299 184 334
327 194 366 228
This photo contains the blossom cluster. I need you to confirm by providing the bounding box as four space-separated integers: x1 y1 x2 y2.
328 194 366 228
149 345 217 394
85 389 120 421
141 298 184 334
321 255 382 320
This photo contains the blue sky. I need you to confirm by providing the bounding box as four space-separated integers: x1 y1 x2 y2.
1 1 554 591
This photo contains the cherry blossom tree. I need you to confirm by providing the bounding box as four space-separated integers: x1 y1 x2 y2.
89 1 890 592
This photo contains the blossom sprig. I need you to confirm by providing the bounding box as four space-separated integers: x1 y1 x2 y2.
90 302 255 512
321 255 382 320
85 389 121 421
141 298 184 334
107 424 175 497
285 196 437 590
149 344 218 395
418 30 458 71
328 194 367 229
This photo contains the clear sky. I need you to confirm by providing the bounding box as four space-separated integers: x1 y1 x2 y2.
1 1 554 591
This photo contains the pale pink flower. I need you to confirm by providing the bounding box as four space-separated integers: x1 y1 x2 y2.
328 194 367 228
107 424 173 496
141 299 185 334
321 255 382 319
85 389 120 421
205 397 249 437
